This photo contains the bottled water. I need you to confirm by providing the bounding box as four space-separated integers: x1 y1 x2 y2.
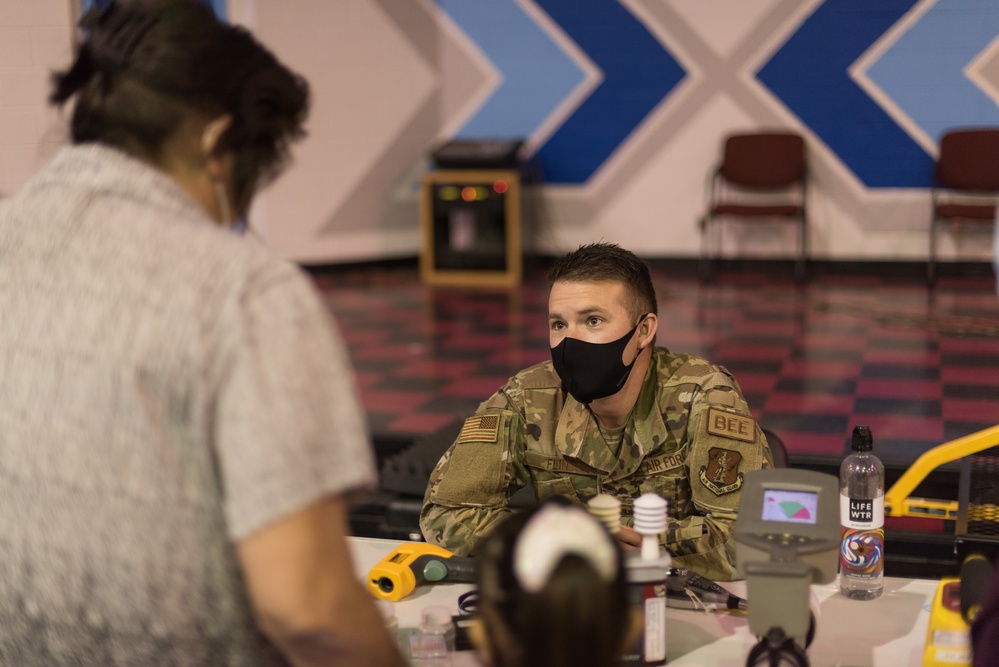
839 425 885 600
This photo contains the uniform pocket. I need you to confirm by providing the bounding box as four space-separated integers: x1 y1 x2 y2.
638 471 691 517
535 477 582 505
431 441 507 506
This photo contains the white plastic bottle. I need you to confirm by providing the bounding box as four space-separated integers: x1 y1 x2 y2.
624 494 671 666
839 425 885 600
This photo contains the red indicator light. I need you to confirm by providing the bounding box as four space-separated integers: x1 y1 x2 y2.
493 180 509 194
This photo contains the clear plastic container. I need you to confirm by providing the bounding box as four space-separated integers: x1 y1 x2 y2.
409 604 455 666
839 425 885 600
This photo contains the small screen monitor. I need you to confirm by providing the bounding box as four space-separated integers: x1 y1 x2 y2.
761 488 818 525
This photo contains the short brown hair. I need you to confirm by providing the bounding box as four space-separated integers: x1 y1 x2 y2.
548 242 658 318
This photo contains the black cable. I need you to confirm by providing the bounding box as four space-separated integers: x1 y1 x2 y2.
457 589 479 615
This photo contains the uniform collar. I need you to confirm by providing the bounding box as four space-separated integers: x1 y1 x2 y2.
25 143 214 227
554 350 669 479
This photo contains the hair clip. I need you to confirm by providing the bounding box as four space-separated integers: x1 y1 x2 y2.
513 505 618 593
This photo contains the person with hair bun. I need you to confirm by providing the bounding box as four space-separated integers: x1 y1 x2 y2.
469 497 639 667
0 2 404 666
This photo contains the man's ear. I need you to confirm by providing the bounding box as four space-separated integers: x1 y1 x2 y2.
639 313 658 349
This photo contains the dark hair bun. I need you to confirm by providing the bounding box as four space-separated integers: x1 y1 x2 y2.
49 0 309 202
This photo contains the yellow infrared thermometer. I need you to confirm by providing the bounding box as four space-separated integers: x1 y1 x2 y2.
367 542 477 602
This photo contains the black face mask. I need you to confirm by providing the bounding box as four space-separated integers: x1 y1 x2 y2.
550 315 648 404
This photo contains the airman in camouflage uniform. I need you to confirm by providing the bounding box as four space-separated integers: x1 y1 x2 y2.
419 243 773 581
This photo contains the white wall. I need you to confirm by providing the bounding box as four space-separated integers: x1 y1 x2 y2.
230 0 434 263
0 0 72 197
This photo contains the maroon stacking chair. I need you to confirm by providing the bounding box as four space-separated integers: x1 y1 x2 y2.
699 132 808 282
928 128 999 285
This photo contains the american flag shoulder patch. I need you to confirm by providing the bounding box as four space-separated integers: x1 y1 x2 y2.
456 414 501 444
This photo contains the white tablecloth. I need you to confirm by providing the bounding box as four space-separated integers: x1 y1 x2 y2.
348 536 938 666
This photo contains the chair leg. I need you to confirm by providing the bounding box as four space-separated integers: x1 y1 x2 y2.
699 216 712 281
795 217 807 282
928 218 937 286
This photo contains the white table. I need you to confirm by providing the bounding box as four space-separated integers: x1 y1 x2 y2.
348 537 938 666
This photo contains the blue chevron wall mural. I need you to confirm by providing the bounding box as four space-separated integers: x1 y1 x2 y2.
12 0 995 263
80 0 226 21
758 0 931 188
434 0 999 188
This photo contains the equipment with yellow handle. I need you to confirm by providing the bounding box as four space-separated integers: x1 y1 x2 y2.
923 577 970 667
367 542 477 602
885 425 999 520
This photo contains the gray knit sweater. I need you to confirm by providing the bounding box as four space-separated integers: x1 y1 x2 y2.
0 144 376 665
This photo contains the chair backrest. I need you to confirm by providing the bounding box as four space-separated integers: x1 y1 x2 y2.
719 132 806 188
935 128 999 191
761 427 789 468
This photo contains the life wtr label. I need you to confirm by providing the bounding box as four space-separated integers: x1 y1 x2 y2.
840 496 885 579
840 496 884 530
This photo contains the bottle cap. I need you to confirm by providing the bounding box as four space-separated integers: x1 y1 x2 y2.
587 493 622 534
421 605 453 631
633 493 668 535
851 425 873 452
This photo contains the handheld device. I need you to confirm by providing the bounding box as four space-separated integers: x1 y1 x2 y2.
734 469 840 665
367 543 477 602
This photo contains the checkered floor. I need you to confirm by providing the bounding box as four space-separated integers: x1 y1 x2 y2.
312 261 999 472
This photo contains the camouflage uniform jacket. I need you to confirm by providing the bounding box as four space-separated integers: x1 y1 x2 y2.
419 347 773 581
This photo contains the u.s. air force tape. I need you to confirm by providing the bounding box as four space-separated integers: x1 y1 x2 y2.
456 414 500 444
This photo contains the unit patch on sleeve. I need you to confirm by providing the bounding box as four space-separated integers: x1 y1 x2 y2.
456 414 501 444
699 447 744 495
706 407 755 443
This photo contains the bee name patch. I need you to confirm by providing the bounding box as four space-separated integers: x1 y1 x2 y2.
706 408 755 443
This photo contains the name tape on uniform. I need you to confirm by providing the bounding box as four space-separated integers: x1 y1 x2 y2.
523 451 597 476
706 408 755 443
523 450 685 477
636 452 685 475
